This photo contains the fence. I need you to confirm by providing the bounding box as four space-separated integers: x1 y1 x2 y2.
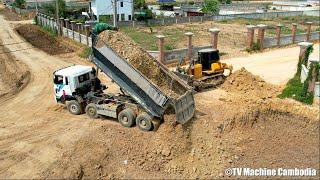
264 31 320 48
117 11 304 27
148 45 212 64
36 14 92 47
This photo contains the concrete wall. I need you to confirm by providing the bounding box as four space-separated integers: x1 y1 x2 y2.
148 45 212 64
264 31 320 48
303 10 320 17
117 11 304 27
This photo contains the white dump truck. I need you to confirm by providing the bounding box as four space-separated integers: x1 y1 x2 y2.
53 33 195 131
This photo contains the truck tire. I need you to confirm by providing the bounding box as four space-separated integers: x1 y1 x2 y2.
136 113 153 131
118 108 136 128
67 100 82 115
85 103 99 119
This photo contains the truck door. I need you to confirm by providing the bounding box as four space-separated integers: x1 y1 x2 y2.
53 75 71 102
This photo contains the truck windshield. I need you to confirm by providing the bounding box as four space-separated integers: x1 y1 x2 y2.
54 75 64 84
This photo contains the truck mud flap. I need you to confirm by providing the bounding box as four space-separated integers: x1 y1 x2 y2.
174 91 195 124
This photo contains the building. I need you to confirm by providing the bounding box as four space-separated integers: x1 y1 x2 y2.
90 0 133 21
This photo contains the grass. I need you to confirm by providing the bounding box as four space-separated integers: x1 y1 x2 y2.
120 26 179 51
278 75 314 104
79 47 92 58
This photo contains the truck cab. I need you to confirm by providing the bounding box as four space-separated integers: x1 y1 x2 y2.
53 65 97 103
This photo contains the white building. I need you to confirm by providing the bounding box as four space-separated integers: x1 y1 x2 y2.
91 0 133 21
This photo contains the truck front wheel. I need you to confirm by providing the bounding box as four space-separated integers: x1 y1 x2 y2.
118 108 136 127
136 113 154 131
67 100 82 115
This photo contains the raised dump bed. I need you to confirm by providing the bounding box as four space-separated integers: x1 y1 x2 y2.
91 31 195 124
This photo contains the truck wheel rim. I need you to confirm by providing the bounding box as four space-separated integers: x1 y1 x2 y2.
89 108 95 115
122 117 128 123
140 120 147 127
71 105 77 112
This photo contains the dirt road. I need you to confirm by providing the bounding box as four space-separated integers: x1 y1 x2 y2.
0 13 102 178
224 44 320 85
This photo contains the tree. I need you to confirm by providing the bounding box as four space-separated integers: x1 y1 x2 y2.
134 0 146 9
14 0 26 9
44 0 67 17
226 0 232 4
202 0 220 15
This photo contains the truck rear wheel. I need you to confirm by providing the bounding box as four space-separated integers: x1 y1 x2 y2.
136 113 153 131
85 103 99 119
118 108 136 128
67 100 82 115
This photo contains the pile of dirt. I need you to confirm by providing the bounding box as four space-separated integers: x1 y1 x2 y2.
97 30 181 98
40 90 319 179
15 24 73 55
0 42 30 98
221 67 280 99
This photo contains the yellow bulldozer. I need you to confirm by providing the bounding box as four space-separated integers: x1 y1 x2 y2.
174 48 233 91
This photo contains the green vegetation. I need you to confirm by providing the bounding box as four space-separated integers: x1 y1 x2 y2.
13 0 26 9
121 26 180 51
278 46 316 105
43 0 67 17
79 47 92 58
41 25 57 37
278 75 314 104
134 0 146 9
246 42 261 53
202 0 220 15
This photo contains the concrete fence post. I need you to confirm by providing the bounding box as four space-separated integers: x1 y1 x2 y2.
84 24 91 46
298 42 313 62
59 17 64 36
200 17 203 23
209 28 220 49
305 22 313 42
156 35 165 63
257 24 267 50
292 23 297 44
76 23 82 42
175 18 178 24
70 21 76 40
276 24 283 47
64 19 70 38
132 20 135 28
188 16 191 23
50 17 54 30
64 19 70 29
185 32 194 62
246 25 255 50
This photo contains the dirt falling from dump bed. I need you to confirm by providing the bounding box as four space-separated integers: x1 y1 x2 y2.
97 30 180 98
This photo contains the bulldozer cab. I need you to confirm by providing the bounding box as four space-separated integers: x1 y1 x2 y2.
197 48 220 71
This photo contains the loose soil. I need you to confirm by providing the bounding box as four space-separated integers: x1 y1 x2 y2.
221 67 280 99
0 40 30 99
97 30 182 98
15 24 74 55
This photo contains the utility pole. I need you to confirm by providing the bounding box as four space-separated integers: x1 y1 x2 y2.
131 0 134 21
113 0 117 27
35 0 38 15
55 0 59 20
